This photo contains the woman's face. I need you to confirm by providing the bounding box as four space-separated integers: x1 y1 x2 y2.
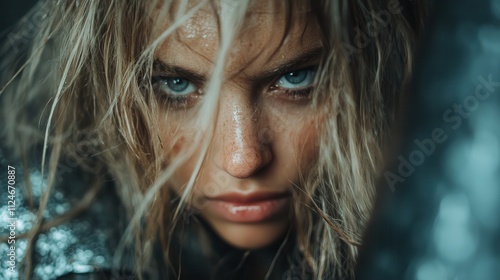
155 1 322 249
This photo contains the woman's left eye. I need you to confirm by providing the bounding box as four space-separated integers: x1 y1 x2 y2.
277 67 316 90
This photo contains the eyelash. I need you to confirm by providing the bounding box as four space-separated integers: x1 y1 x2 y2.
270 67 316 101
280 88 314 100
151 76 202 107
151 66 316 108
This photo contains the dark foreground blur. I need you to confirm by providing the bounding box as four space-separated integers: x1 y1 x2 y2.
357 0 500 279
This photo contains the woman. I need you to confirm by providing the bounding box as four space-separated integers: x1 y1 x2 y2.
0 0 427 279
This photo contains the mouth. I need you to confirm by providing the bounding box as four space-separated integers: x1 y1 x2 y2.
206 191 291 223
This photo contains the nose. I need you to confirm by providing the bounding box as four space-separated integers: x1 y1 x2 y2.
218 97 272 179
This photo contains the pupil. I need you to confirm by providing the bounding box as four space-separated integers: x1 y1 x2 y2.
285 70 307 84
169 78 189 92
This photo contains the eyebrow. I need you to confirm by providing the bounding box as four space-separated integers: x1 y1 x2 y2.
246 47 323 82
152 47 323 84
152 60 206 84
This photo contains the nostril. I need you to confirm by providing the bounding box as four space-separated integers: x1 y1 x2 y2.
223 146 271 179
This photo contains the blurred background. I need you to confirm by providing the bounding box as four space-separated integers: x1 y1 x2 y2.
0 0 38 44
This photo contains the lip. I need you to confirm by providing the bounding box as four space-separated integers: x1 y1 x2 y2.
206 192 291 223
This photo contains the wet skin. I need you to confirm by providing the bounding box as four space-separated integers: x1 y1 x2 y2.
154 1 323 249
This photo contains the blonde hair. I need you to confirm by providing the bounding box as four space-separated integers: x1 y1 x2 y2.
0 0 426 279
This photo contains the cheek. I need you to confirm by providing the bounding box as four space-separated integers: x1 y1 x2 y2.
169 135 185 158
268 109 320 174
159 114 199 158
158 119 199 187
294 118 320 170
161 126 186 160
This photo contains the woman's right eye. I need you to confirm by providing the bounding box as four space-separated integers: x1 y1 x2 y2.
152 76 201 108
157 77 196 95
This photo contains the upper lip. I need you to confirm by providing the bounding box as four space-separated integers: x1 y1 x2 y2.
208 191 290 203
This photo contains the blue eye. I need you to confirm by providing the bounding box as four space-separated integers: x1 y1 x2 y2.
277 68 316 89
157 77 197 96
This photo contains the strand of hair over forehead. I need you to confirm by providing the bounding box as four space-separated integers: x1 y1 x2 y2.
113 0 252 271
123 0 357 278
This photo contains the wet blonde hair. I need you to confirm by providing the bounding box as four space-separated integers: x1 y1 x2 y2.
0 0 426 279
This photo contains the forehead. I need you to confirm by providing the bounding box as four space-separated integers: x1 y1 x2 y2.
154 0 321 76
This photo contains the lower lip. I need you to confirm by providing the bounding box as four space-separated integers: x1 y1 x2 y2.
207 197 290 223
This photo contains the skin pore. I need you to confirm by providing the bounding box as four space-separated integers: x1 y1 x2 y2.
155 0 323 249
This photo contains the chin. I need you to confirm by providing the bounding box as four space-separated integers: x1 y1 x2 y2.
206 219 290 250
